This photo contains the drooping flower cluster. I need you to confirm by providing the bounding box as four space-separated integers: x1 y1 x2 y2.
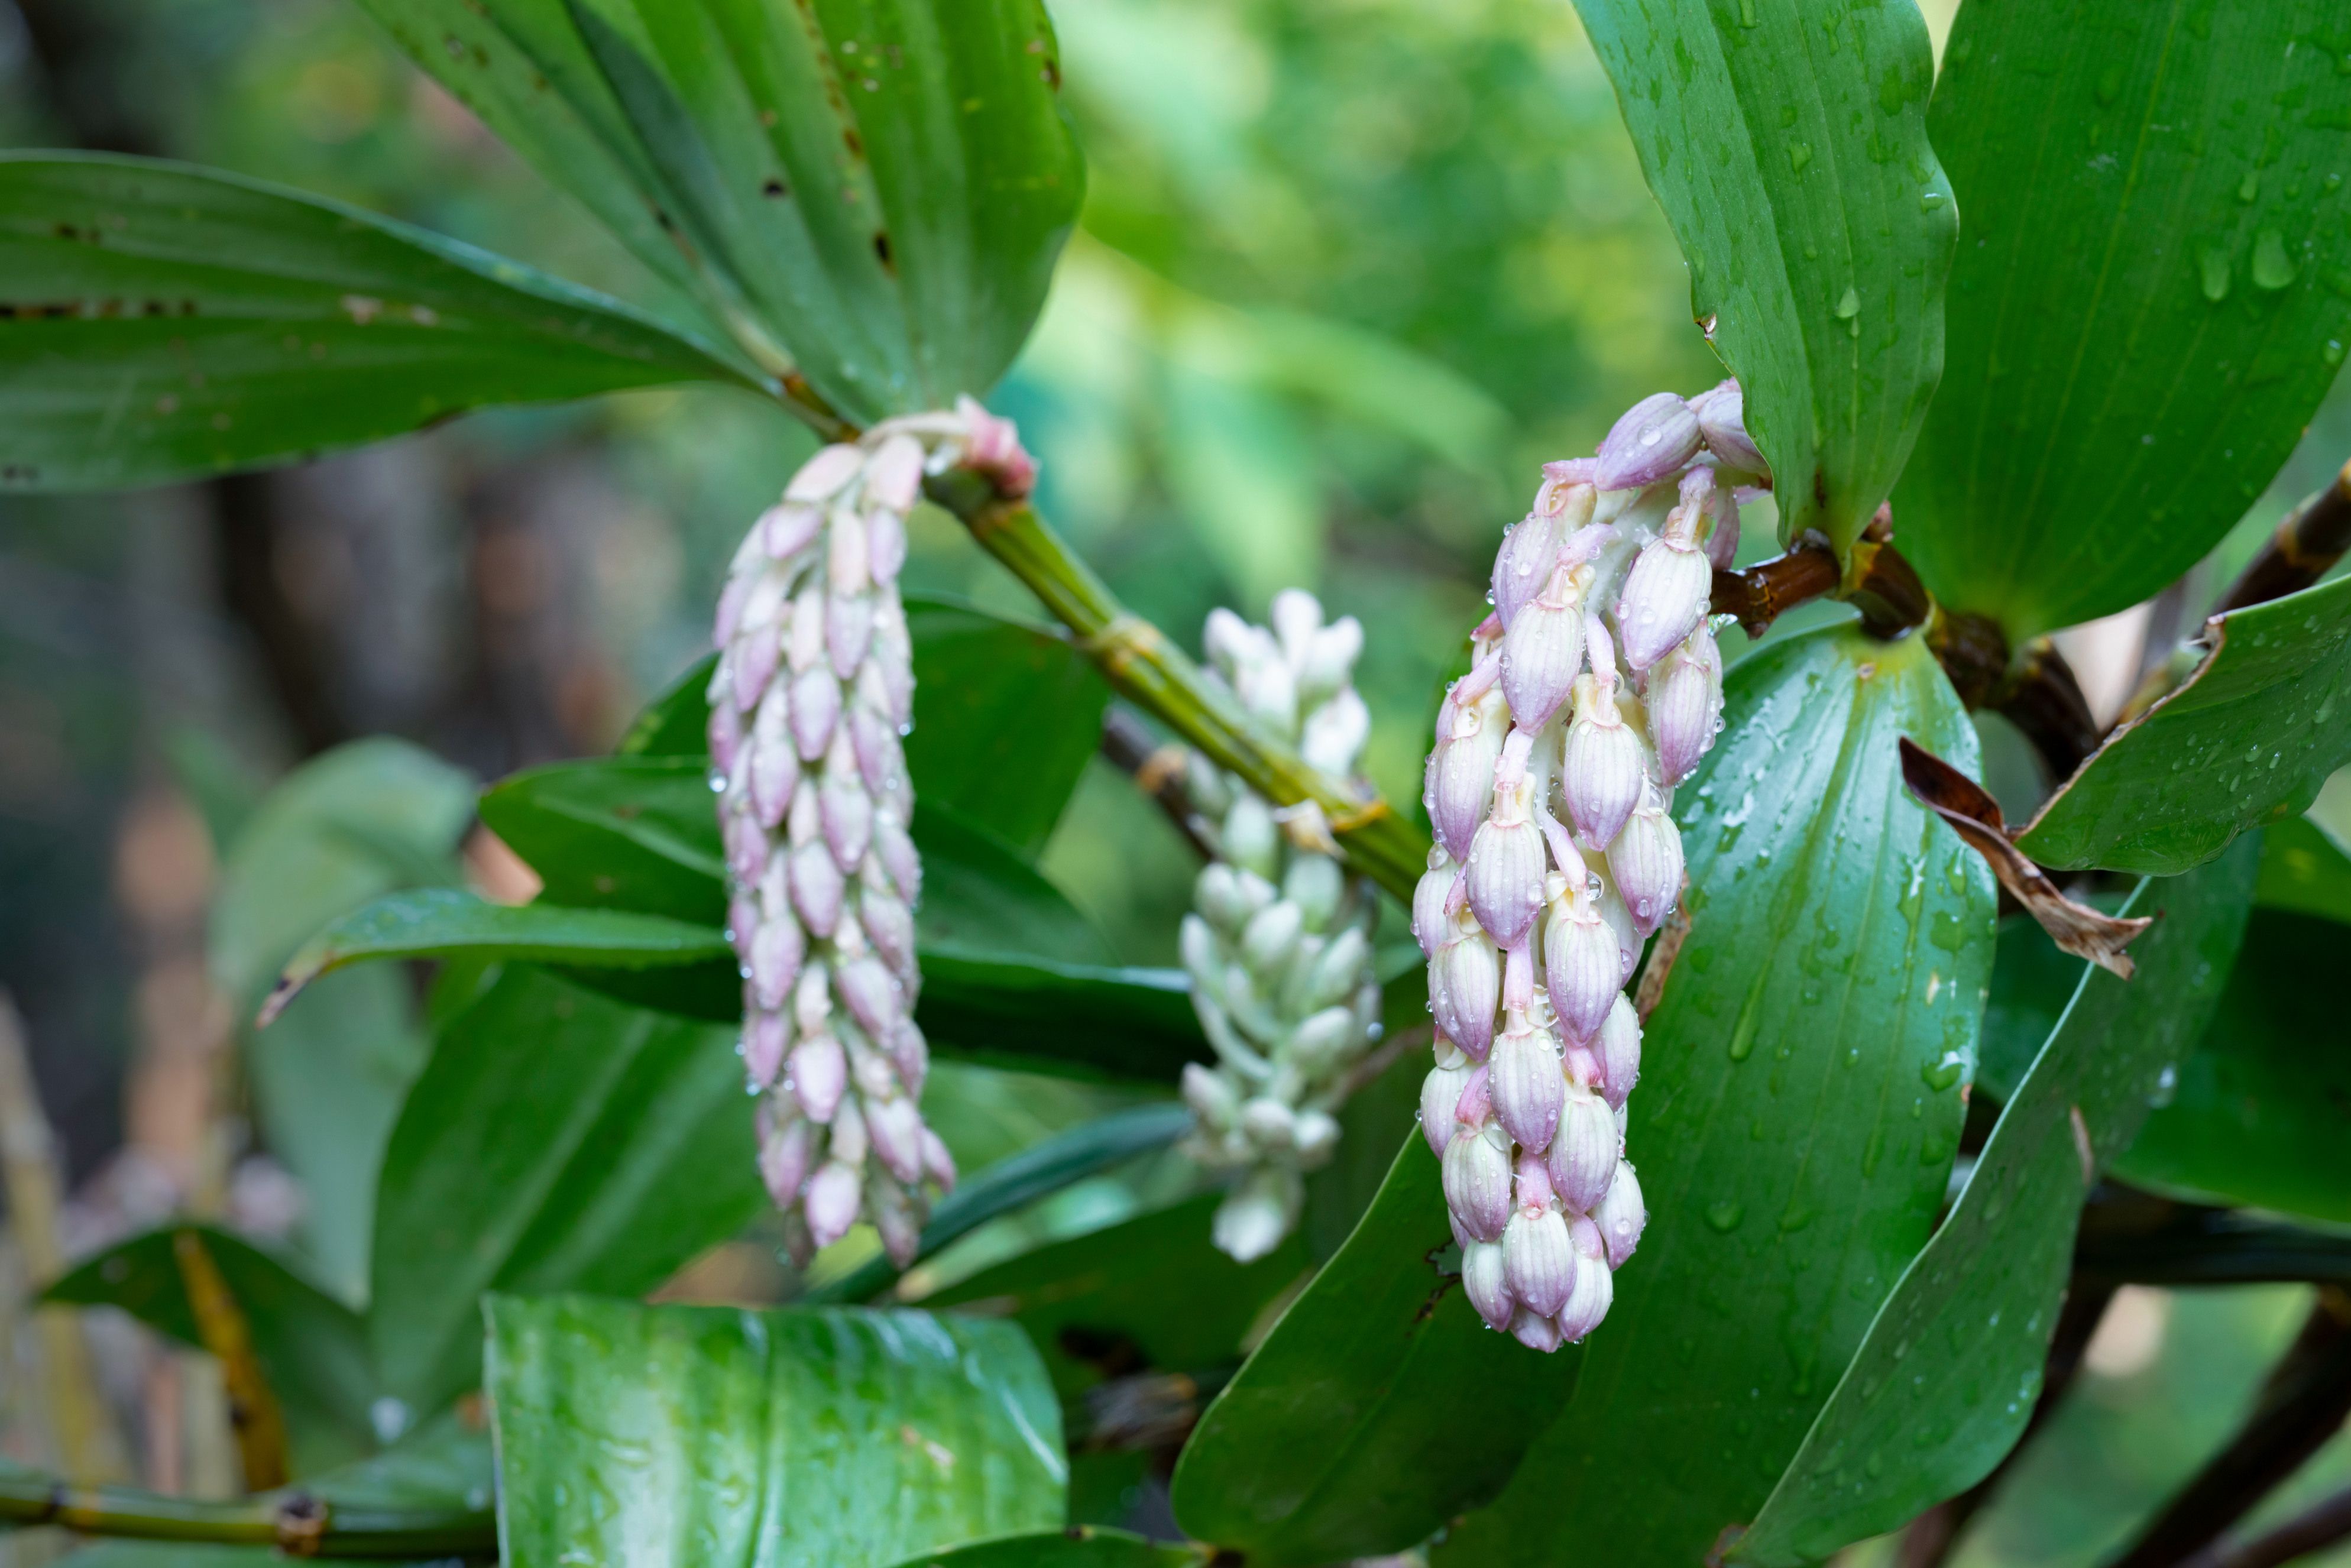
709 398 1036 1268
1178 591 1384 1263
1417 380 1764 1351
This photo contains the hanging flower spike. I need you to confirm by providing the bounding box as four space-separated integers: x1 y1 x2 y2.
1416 381 1764 1350
1180 591 1385 1262
711 407 1037 1268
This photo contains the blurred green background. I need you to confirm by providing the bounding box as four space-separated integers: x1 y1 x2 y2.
2 0 2348 1557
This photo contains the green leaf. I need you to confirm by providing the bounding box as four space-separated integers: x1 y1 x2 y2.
884 1529 1207 1568
485 1294 1066 1568
2253 812 2351 924
368 967 761 1415
809 1103 1194 1306
914 951 1203 1082
2016 574 2351 874
358 0 1083 420
1572 0 1953 555
2107 907 2351 1227
0 153 753 493
1171 1138 1580 1566
44 1224 377 1475
1436 624 1997 1568
1732 844 2258 1565
1897 1 2351 637
212 738 474 1299
926 1193 1309 1397
617 597 1111 858
269 887 730 1020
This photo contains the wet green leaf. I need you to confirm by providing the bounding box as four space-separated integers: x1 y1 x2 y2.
2017 575 2351 874
45 1224 377 1475
926 1193 1309 1397
884 1528 1207 1568
357 0 1082 420
368 968 760 1416
1733 845 2258 1564
485 1295 1066 1568
1898 0 2351 636
1437 625 1997 1568
1170 1138 1579 1566
1572 0 1952 555
0 154 752 493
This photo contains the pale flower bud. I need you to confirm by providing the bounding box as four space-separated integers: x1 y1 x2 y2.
1442 1119 1514 1243
1467 769 1547 949
1543 888 1621 1047
1426 685 1508 861
802 1161 863 1248
1614 527 1712 673
1300 686 1371 776
1420 1053 1474 1156
1594 1161 1648 1268
1213 1167 1301 1264
867 1093 925 1185
1504 1204 1576 1318
1607 782 1685 937
1489 1015 1565 1153
1545 1086 1620 1214
1498 561 1588 730
1555 1217 1615 1342
1462 1240 1515 1331
1594 994 1643 1110
785 443 866 503
1492 510 1564 631
789 1034 847 1123
1646 627 1725 787
758 1116 813 1206
1430 919 1500 1060
1594 391 1704 491
1511 1308 1565 1353
1562 673 1646 851
1688 378 1767 481
1184 1061 1241 1128
1413 853 1456 958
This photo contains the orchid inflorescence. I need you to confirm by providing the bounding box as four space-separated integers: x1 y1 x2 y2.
1418 379 1765 1351
708 398 1034 1268
1179 591 1384 1263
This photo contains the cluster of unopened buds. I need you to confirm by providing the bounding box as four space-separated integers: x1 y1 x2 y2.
1179 591 1384 1263
708 397 1035 1267
1419 380 1766 1351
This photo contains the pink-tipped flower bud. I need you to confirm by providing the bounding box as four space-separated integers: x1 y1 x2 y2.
1413 852 1456 958
1555 1221 1615 1343
789 666 842 762
1595 994 1643 1110
866 1093 925 1185
789 838 845 938
954 394 1038 498
1607 783 1685 937
1511 1308 1565 1353
870 1177 922 1267
1614 527 1712 673
1462 1240 1515 1331
1426 684 1508 861
749 915 804 1013
827 589 874 678
1492 511 1565 631
745 1010 789 1087
1498 561 1588 730
758 1115 814 1206
1489 1016 1565 1153
786 443 866 504
875 814 921 906
1419 1051 1475 1156
836 955 902 1039
789 1034 848 1123
1688 379 1767 482
802 1160 863 1249
1594 1161 1647 1268
1594 391 1704 491
1442 1119 1514 1243
1646 627 1724 786
1504 1204 1576 1318
1545 1085 1620 1214
892 1018 930 1099
1468 765 1548 948
920 1127 957 1191
1562 673 1646 851
1543 889 1621 1047
863 433 927 514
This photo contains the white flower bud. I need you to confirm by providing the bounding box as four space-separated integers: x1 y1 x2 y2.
1462 1240 1515 1331
1213 1167 1301 1264
1562 673 1646 851
1595 994 1642 1110
1607 782 1685 937
1594 1160 1647 1268
1545 1086 1620 1214
1499 561 1588 730
1594 391 1704 491
1420 1054 1474 1157
1504 1205 1576 1318
1489 1016 1565 1153
1443 1119 1514 1243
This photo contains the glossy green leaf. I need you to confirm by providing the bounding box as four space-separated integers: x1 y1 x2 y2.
885 1529 1206 1568
2108 908 2351 1226
2016 574 2351 873
915 951 1201 1082
2253 812 2351 924
1573 0 1952 554
485 1294 1066 1568
1733 845 2258 1564
616 597 1110 858
927 1193 1308 1397
369 967 760 1415
0 154 752 493
809 1103 1193 1306
1171 1138 1579 1566
1898 1 2351 636
211 737 474 1299
1437 625 1997 1568
272 887 730 1016
45 1224 377 1475
358 0 1082 421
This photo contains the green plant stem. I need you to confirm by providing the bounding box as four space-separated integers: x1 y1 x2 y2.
0 1472 492 1557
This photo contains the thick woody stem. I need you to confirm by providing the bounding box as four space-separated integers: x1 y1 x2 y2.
1709 545 1838 640
2217 458 2351 615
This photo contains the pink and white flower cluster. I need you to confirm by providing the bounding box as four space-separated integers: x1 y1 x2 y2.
1417 380 1766 1351
707 399 1034 1267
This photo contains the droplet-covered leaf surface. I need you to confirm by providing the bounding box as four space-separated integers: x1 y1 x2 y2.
1438 625 1996 1568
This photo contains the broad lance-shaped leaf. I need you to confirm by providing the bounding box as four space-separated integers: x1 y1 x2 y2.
1731 843 2258 1565
0 154 753 493
2253 813 2351 925
485 1295 1065 1568
2016 574 2351 874
46 1224 378 1476
1573 0 1952 555
357 0 1083 421
882 1530 1207 1568
1436 624 1997 1568
620 598 1111 860
1897 1 2351 638
1170 1138 1581 1567
368 968 762 1415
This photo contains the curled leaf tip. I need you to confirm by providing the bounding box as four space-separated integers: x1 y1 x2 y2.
1897 737 2152 979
